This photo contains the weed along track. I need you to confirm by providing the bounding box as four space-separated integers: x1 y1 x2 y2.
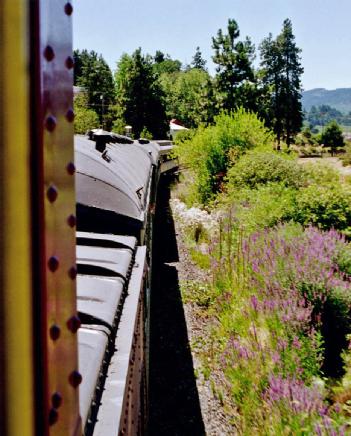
163 149 351 434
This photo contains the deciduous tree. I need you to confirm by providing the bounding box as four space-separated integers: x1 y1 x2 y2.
158 68 215 128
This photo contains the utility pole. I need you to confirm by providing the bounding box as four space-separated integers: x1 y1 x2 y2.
100 94 104 129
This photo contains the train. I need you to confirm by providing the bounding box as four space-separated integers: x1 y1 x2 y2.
0 2 176 435
75 129 176 435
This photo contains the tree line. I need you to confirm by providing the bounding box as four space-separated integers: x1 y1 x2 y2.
306 105 351 130
74 18 304 144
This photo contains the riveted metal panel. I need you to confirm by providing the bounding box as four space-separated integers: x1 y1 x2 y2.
31 1 80 434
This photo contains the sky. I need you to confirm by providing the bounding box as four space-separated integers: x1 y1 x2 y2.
73 0 351 91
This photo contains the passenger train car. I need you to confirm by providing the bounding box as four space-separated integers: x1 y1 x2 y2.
0 2 176 435
75 130 169 435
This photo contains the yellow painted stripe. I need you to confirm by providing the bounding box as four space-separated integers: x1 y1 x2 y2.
1 2 34 435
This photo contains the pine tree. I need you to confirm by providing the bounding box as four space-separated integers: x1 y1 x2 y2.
260 19 304 146
320 120 345 155
115 48 168 138
74 50 116 129
191 47 207 70
212 19 255 111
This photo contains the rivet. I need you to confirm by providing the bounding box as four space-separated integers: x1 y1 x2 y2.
67 316 81 333
67 214 76 228
51 392 63 409
47 185 58 203
64 2 73 15
66 108 75 123
68 266 77 280
66 162 75 175
48 408 59 426
45 115 56 132
50 325 61 341
65 56 74 69
69 370 82 388
44 46 55 62
48 256 59 272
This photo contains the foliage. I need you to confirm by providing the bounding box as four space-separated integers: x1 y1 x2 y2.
153 50 182 75
294 126 319 147
212 19 256 111
180 212 351 432
115 48 168 138
228 184 297 231
227 152 306 189
158 68 215 128
319 120 345 154
225 151 351 233
74 49 115 129
291 184 351 232
303 161 341 185
140 127 153 139
74 106 99 134
111 118 126 135
191 46 207 71
259 19 304 146
306 104 351 128
175 109 275 204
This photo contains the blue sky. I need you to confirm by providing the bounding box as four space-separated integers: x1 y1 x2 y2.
73 0 351 91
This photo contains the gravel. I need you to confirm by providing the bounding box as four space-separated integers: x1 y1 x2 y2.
170 196 237 436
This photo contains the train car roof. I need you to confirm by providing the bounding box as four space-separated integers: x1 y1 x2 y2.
75 135 154 222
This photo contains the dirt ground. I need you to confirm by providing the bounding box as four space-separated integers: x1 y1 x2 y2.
298 156 351 176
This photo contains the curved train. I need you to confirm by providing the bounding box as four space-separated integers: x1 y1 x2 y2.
75 130 175 435
0 2 176 435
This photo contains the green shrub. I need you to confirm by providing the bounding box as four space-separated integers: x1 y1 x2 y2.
174 109 274 204
140 127 153 139
228 184 297 232
227 152 306 189
303 162 341 185
292 184 351 231
173 128 195 145
336 241 351 275
112 118 127 135
74 106 99 134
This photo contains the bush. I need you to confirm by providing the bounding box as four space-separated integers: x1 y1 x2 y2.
74 106 100 134
112 118 127 135
227 152 306 189
228 184 297 231
292 184 351 231
303 162 341 185
140 127 153 139
175 109 274 204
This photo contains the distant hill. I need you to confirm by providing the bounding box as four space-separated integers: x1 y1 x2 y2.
302 88 351 114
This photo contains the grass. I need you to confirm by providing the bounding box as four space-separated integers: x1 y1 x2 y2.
176 200 351 434
174 119 351 433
